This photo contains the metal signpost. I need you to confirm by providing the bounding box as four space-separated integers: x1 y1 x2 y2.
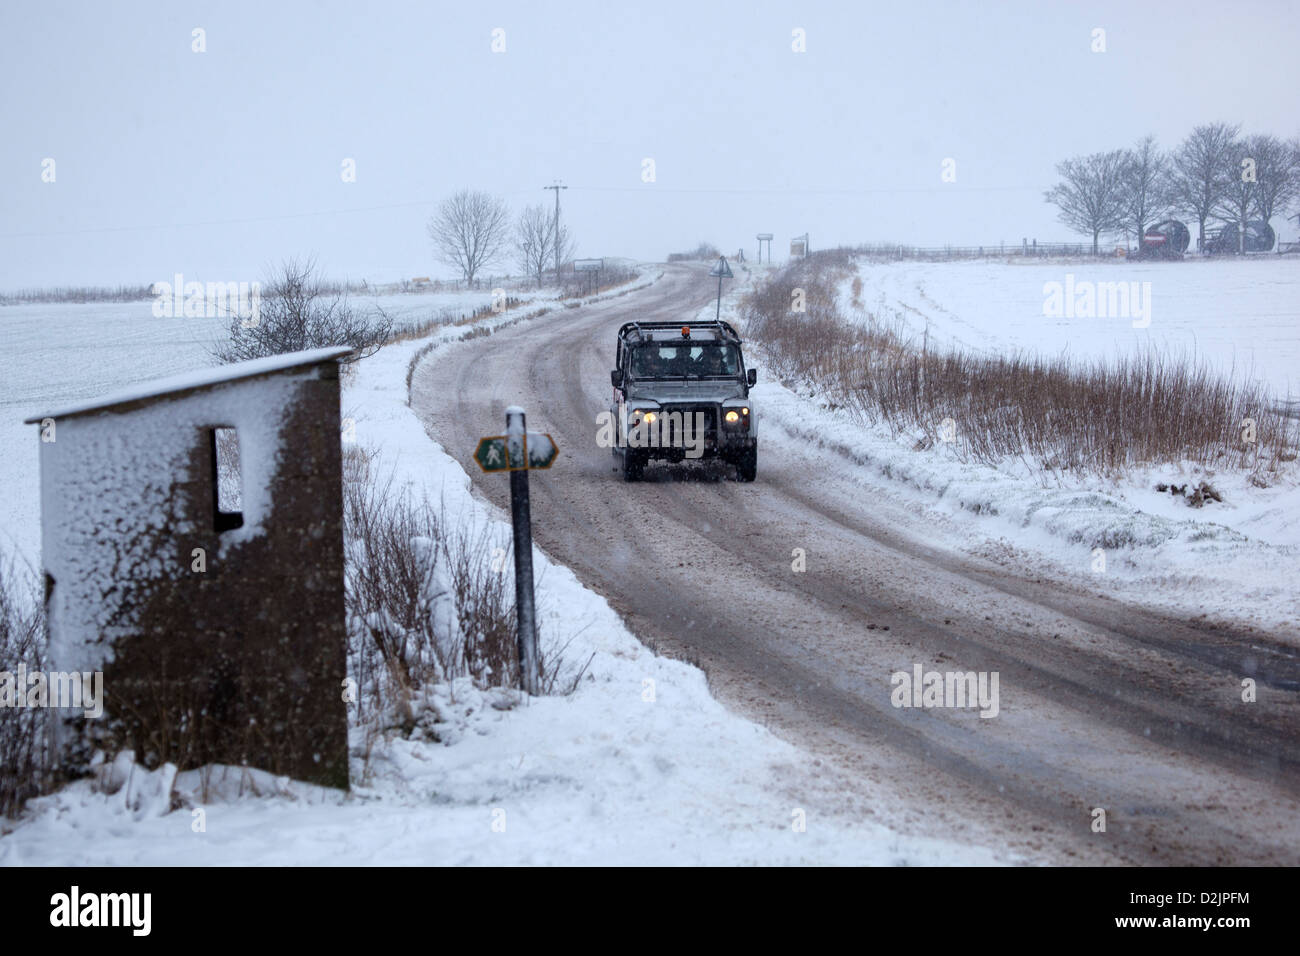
574 258 603 296
756 233 773 263
708 256 733 321
473 408 559 695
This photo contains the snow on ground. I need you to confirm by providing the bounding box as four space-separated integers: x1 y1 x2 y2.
848 256 1300 399
754 377 1300 637
1 265 1008 865
721 257 1300 637
370 287 559 333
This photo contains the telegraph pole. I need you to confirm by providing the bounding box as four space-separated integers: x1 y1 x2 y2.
544 181 567 281
709 256 733 321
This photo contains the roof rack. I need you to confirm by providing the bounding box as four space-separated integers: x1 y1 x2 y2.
617 320 741 343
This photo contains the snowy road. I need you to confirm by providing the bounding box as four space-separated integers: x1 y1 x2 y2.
411 264 1300 865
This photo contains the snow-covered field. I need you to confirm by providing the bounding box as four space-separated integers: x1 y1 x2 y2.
1 267 1009 865
849 256 1300 398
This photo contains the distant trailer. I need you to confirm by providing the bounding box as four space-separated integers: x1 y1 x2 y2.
1205 220 1276 254
1134 220 1190 259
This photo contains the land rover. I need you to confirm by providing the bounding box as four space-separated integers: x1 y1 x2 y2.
608 320 757 482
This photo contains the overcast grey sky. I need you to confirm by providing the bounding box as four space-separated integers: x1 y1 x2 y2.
2 0 1297 288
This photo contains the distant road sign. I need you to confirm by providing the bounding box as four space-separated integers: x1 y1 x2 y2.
756 233 773 240
474 432 559 472
708 257 733 278
574 258 603 272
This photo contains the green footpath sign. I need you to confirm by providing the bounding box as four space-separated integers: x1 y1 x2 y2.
474 432 559 473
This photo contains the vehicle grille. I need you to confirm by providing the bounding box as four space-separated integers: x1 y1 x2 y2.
658 404 719 447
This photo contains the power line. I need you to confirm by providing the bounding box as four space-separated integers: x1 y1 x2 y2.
569 184 1045 195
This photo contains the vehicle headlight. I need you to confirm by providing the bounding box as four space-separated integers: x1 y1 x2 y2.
641 411 657 423
723 408 749 427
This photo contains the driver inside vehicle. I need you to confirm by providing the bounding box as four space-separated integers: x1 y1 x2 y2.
636 347 666 377
690 345 734 376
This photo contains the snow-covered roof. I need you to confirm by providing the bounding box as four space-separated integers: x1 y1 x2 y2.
25 347 353 422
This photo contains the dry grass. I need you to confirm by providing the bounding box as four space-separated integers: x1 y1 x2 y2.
341 446 528 737
0 284 153 306
0 555 49 819
743 251 1300 480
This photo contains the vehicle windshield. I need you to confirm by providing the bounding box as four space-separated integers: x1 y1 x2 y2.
630 342 740 378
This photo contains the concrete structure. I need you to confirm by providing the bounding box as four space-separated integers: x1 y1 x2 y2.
26 347 352 788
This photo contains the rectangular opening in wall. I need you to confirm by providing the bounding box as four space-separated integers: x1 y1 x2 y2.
210 426 244 532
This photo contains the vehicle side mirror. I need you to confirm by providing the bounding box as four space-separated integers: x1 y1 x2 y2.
746 368 757 386
611 369 624 388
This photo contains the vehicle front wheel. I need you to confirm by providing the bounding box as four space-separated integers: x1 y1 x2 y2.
736 448 757 482
623 450 645 482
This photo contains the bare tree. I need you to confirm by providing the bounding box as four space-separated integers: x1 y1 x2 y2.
511 204 557 287
1247 133 1300 229
517 203 578 287
1216 136 1256 254
427 190 510 285
1170 122 1240 251
215 257 392 364
1120 135 1172 246
1292 137 1300 237
1043 150 1128 254
554 221 576 273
